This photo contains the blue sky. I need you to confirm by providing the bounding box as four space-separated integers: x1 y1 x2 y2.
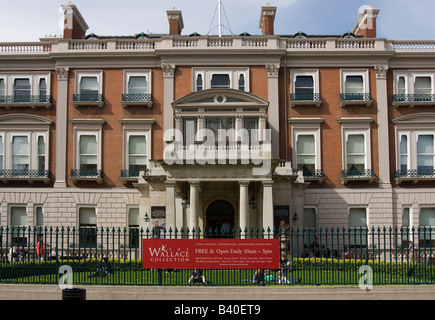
1 0 434 42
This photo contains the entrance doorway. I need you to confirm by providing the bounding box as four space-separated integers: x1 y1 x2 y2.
206 200 235 234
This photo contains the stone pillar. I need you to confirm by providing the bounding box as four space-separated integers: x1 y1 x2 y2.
162 63 175 142
175 194 183 231
54 66 69 188
189 181 200 231
262 181 274 233
239 181 249 234
165 181 176 232
266 64 280 159
374 65 390 186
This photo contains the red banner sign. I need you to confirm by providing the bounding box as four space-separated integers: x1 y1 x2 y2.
142 238 280 269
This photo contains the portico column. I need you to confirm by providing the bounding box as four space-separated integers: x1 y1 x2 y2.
189 181 200 232
262 181 274 234
239 181 249 234
165 181 176 232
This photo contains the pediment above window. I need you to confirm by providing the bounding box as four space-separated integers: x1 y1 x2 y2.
0 114 52 129
172 89 269 110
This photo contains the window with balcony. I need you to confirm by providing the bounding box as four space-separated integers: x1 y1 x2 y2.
13 79 31 102
193 68 249 92
122 70 152 107
119 119 154 182
289 118 324 182
290 70 321 107
394 113 435 183
73 71 104 107
71 119 105 184
339 117 374 184
0 73 51 108
0 114 51 184
393 71 435 107
417 134 434 173
340 70 372 107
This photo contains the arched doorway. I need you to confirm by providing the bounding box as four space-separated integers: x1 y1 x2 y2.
206 200 235 233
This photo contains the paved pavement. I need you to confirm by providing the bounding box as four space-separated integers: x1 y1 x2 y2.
0 283 434 300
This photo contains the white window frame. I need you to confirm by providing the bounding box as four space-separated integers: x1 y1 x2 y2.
396 130 435 171
71 119 105 179
75 71 103 95
9 205 28 227
412 73 434 95
123 70 152 94
340 69 370 94
0 73 51 97
34 205 44 227
398 132 410 172
291 70 320 95
339 118 372 171
0 115 51 181
289 118 323 178
120 119 154 180
4 132 49 171
394 73 409 95
416 131 435 170
192 68 250 92
76 131 100 171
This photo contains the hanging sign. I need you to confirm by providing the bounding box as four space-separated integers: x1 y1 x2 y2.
142 238 280 269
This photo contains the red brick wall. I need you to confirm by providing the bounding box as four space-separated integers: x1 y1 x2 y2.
285 68 379 188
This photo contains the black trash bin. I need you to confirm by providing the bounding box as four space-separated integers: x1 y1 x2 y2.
62 288 86 300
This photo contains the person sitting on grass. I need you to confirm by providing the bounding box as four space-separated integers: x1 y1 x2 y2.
188 269 206 284
89 257 113 278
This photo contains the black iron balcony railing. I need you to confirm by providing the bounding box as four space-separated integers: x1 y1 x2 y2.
340 93 372 101
121 93 152 102
293 168 324 179
290 93 322 101
393 94 435 102
342 168 374 178
71 169 103 183
395 169 435 178
0 95 52 103
121 93 153 107
120 167 147 179
72 94 103 103
0 169 51 179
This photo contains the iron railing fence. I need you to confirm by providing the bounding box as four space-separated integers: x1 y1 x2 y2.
0 225 434 286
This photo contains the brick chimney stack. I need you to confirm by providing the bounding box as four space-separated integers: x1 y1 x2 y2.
167 7 184 35
352 5 380 38
61 1 89 39
260 3 277 35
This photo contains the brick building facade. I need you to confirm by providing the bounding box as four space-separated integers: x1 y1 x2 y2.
0 2 434 234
